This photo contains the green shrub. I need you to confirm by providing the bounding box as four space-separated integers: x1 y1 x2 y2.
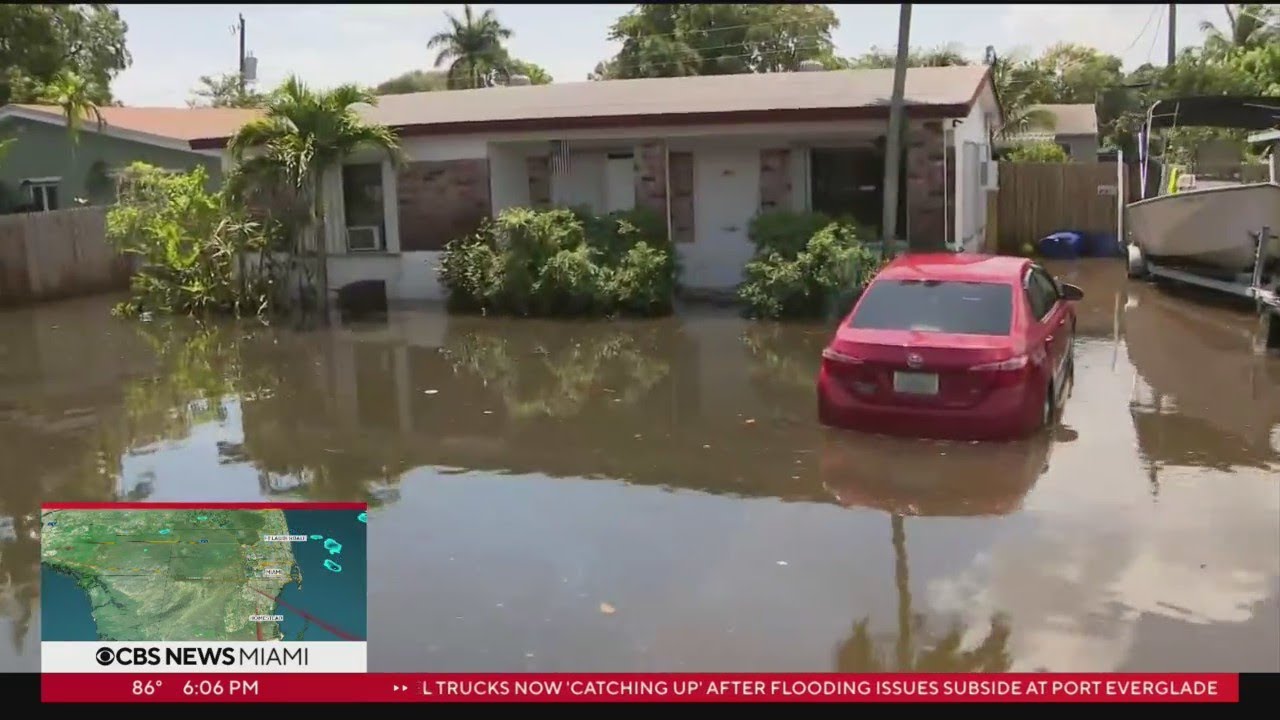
747 210 832 258
1003 141 1068 163
438 206 678 317
106 162 275 318
738 219 884 320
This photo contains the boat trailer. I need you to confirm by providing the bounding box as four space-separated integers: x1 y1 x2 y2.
1127 225 1280 351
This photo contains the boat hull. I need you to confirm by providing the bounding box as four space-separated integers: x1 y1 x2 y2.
1126 183 1280 274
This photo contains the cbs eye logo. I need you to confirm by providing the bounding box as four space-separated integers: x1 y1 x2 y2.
95 647 116 666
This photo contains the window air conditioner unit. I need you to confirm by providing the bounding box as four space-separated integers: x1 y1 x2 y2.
346 225 381 252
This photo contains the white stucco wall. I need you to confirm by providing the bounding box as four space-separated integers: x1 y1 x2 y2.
952 100 988 253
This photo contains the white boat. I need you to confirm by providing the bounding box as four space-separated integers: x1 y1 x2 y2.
1127 96 1280 277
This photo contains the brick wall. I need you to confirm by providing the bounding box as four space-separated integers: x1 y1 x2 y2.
397 159 491 252
634 140 667 217
905 121 948 251
759 149 792 212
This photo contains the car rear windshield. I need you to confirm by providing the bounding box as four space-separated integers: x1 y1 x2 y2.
848 279 1014 335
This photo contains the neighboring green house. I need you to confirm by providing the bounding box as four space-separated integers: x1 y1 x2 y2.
0 104 260 213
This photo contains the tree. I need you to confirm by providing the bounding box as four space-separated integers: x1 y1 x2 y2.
599 4 840 79
38 70 105 168
504 57 553 84
1003 141 1069 163
188 73 266 108
1200 4 1279 58
225 76 401 318
426 4 514 89
991 52 1056 140
0 5 130 106
374 70 449 95
848 44 970 69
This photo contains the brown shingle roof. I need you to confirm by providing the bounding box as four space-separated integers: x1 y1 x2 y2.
11 104 261 143
188 65 992 147
1029 103 1098 136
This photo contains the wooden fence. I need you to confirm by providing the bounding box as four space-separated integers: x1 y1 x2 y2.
992 161 1140 254
0 207 131 306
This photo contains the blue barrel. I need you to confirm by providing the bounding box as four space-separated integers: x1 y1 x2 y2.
1038 231 1084 259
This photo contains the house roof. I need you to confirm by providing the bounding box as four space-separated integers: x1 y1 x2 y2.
0 103 261 153
1029 104 1098 136
189 65 995 149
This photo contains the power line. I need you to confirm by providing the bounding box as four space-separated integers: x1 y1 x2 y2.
1146 11 1164 64
1121 6 1161 54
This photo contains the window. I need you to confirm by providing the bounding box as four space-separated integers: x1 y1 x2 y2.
808 147 906 236
342 163 385 252
849 280 1014 336
1023 267 1060 321
24 179 60 212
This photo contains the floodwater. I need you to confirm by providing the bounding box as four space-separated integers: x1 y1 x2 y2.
1 260 1277 672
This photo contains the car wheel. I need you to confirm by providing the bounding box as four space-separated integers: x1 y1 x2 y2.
1041 380 1055 429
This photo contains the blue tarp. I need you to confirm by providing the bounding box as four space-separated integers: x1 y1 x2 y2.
1038 230 1123 259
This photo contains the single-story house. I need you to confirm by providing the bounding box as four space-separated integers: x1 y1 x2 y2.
192 65 1003 300
998 103 1098 161
0 104 257 213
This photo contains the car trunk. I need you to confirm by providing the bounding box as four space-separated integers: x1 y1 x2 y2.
823 330 1019 409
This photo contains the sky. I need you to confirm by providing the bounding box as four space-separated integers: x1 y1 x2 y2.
111 4 1237 107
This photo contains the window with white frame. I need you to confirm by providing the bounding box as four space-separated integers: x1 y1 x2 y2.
24 178 60 212
342 163 385 252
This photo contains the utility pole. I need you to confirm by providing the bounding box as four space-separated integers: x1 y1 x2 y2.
882 3 912 256
1167 4 1177 66
238 13 247 93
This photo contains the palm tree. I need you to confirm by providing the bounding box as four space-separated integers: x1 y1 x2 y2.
38 70 106 164
1200 4 1278 56
225 76 400 318
426 5 514 89
834 514 1014 671
991 53 1056 141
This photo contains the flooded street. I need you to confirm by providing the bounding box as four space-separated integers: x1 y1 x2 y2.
1 259 1277 673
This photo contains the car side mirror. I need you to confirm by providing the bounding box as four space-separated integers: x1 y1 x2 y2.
1059 283 1084 301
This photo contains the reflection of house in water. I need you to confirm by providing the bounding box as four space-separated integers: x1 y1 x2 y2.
230 309 851 504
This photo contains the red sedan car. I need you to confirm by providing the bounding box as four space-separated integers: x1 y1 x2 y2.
817 253 1083 441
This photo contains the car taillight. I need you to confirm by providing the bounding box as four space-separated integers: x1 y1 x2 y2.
822 347 863 365
969 355 1028 372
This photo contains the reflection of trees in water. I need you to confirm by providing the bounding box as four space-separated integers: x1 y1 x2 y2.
834 515 1013 672
741 323 828 390
441 328 670 419
0 510 39 658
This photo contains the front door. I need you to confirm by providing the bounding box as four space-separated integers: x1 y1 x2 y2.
688 149 760 290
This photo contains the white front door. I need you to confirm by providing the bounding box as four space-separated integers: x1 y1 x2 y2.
686 149 760 290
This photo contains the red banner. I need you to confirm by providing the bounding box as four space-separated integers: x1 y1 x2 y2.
41 673 1239 703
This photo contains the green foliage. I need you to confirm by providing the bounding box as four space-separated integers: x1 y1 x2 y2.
188 73 266 108
1003 141 1069 163
374 70 450 95
747 209 833 258
439 206 678 317
0 4 130 105
596 4 839 79
106 163 275 318
847 44 970 69
738 214 885 320
427 5 515 88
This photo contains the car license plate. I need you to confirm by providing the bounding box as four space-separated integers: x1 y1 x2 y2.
893 371 939 395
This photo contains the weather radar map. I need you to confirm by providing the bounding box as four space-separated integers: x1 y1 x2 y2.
40 504 367 643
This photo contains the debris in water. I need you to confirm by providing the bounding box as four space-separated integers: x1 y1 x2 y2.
423 389 439 395
776 561 788 566
483 410 494 415
702 444 711 449
599 602 616 615
744 418 756 425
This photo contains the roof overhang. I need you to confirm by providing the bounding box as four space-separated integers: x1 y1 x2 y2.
190 101 976 151
0 104 221 157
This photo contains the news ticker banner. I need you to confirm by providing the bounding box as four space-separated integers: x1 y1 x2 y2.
39 673 1251 703
40 502 368 675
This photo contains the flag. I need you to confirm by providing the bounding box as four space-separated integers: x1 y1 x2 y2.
550 139 571 176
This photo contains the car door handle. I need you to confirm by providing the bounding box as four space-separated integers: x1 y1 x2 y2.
1057 317 1066 325
1046 335 1054 343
